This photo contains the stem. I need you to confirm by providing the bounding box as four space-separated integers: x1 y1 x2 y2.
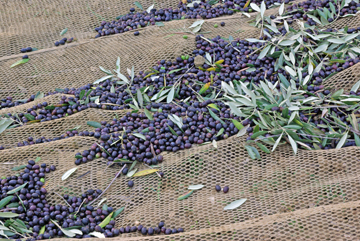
54 192 71 207
89 165 126 206
144 163 162 178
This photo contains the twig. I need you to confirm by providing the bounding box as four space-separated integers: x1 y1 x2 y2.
76 171 91 179
0 208 17 212
54 192 71 207
74 198 86 216
89 165 126 206
150 143 156 157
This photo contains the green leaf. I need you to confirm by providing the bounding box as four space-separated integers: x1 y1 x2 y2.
232 119 244 131
7 183 27 194
287 134 297 155
244 145 256 160
34 91 44 100
167 87 175 103
167 124 178 136
99 212 113 228
10 59 29 68
208 109 225 125
133 133 146 141
39 226 45 235
258 45 271 59
224 198 247 210
0 119 14 135
0 213 19 218
87 121 102 128
35 157 41 163
6 203 19 208
79 90 85 100
61 167 78 181
272 132 283 152
251 131 268 139
207 104 220 111
327 38 346 44
168 68 183 75
278 73 290 88
134 1 143 10
0 196 14 209
137 89 143 108
60 28 68 36
199 83 211 95
336 132 348 149
177 190 194 200
331 89 344 99
354 134 360 146
24 114 35 121
11 165 26 171
256 142 270 153
216 128 224 137
51 220 76 237
93 75 114 85
144 109 153 120
155 22 164 27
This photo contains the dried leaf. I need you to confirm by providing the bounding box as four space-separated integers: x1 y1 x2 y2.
7 183 27 194
133 169 159 177
199 82 211 95
224 199 247 210
188 185 204 190
178 190 194 200
60 28 68 36
112 207 125 219
87 121 102 128
61 167 78 181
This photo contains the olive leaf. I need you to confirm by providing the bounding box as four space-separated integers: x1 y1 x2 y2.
51 220 76 237
188 184 204 190
60 28 68 36
110 85 115 93
127 168 137 177
7 183 27 195
89 232 105 238
155 22 164 27
287 134 297 155
39 225 45 235
34 91 44 100
208 109 225 125
178 190 194 200
93 75 114 85
146 4 154 13
112 207 125 219
133 133 146 141
256 142 270 153
11 165 26 171
224 198 247 210
137 89 143 108
167 87 175 103
336 131 348 149
132 169 159 177
144 109 153 120
97 198 107 207
212 139 218 149
10 59 29 68
61 167 78 181
216 128 224 137
134 1 143 10
87 121 102 128
0 213 19 218
0 196 14 209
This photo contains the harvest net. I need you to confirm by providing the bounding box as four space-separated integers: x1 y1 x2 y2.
1 0 360 240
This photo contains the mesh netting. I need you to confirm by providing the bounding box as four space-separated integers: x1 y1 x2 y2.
2 0 360 240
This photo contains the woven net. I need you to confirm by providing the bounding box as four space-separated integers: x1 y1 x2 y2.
1 0 360 240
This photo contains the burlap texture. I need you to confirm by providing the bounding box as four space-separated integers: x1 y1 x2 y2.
1 0 360 240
